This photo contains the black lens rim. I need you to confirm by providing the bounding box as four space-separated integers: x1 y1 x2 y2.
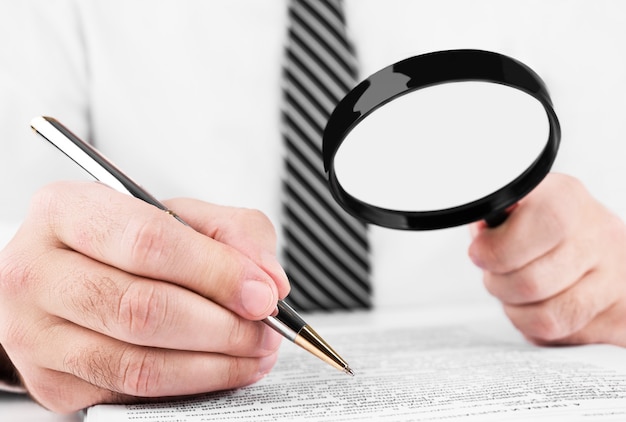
322 49 561 230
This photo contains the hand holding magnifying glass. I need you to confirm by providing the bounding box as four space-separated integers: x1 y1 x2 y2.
322 49 560 230
321 50 626 348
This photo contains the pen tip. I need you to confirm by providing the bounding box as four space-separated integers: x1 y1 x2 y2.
345 367 355 376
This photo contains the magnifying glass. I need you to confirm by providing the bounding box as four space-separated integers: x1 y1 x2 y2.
323 49 561 230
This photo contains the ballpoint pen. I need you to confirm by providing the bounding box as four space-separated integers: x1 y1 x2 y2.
30 115 354 376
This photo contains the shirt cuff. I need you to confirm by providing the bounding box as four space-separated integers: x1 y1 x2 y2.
0 345 26 394
0 223 26 393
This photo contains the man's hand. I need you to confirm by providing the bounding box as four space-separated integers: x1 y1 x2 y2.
469 173 626 347
0 181 290 413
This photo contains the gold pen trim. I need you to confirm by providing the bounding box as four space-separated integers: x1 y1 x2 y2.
295 325 354 376
164 209 179 219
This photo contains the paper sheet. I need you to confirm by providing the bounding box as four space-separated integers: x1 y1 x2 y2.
86 306 626 421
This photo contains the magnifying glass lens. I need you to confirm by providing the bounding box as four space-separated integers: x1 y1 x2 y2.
334 81 550 212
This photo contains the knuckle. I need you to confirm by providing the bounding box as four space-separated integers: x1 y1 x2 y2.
63 341 163 397
30 183 62 218
510 271 543 304
234 208 269 224
481 272 497 296
224 357 247 389
528 304 573 341
226 318 244 350
31 182 81 236
246 208 273 228
556 174 586 201
225 317 254 353
33 182 121 257
121 214 173 266
118 347 164 396
117 282 169 341
483 270 543 305
526 307 561 340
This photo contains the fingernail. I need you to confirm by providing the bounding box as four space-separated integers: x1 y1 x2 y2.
260 252 290 295
241 280 276 318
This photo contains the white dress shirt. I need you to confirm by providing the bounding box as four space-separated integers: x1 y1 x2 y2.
1 0 625 312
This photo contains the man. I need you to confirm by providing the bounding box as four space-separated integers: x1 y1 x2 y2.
1 0 625 414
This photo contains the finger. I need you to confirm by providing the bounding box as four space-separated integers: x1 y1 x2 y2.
19 317 279 399
468 174 583 273
31 181 278 320
468 204 518 239
17 366 113 414
468 221 482 239
31 249 282 356
502 269 617 342
163 197 290 298
482 235 596 304
535 301 626 347
22 366 233 414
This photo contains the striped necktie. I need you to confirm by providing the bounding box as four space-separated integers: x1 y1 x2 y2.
280 0 371 311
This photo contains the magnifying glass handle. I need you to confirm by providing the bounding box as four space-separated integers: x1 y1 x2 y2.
485 203 519 227
485 211 509 227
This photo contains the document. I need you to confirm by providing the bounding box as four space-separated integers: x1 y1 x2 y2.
86 304 626 421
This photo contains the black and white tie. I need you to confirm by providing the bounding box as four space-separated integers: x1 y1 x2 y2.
280 0 371 311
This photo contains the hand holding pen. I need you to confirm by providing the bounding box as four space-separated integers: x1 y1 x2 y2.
0 116 351 414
